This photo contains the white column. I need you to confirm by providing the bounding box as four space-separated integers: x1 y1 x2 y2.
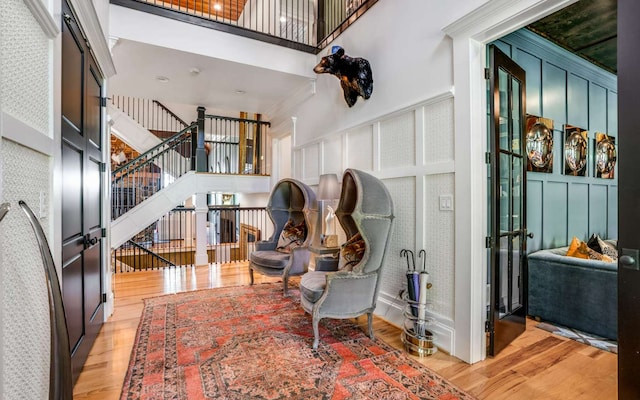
195 192 209 266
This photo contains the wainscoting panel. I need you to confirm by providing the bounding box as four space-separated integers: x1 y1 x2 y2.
293 149 302 180
379 111 415 169
567 183 589 241
542 62 567 128
526 180 543 252
589 184 608 237
568 74 589 129
423 98 454 164
608 186 618 237
380 177 416 301
589 83 608 133
516 49 542 116
423 173 455 319
542 181 568 249
607 91 618 135
346 125 373 171
302 143 320 180
322 135 342 176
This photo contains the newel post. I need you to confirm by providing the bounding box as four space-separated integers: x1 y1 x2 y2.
195 106 207 172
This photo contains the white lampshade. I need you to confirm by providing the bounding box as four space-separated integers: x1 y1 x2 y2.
317 174 341 200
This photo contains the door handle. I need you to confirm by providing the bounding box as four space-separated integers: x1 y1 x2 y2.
84 234 99 248
620 249 640 270
620 255 635 266
526 232 534 239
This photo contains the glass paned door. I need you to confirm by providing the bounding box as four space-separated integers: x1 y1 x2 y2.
488 45 528 356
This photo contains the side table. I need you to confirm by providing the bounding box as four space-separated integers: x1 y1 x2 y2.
309 245 340 271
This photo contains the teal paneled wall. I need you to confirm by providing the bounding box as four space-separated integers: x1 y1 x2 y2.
497 29 618 252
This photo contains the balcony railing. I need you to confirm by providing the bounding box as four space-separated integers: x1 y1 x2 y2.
112 206 269 271
110 0 377 52
204 112 270 175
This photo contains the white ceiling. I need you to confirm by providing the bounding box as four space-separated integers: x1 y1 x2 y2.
108 39 314 116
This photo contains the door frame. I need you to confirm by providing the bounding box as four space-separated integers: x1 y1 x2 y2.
443 0 577 364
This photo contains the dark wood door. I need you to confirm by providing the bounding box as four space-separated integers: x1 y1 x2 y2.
487 45 528 356
617 0 640 397
61 0 104 383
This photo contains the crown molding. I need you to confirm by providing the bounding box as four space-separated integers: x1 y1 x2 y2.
443 0 578 42
68 0 117 77
23 0 60 39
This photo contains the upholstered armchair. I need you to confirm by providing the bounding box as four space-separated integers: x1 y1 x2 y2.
299 169 394 350
249 178 316 295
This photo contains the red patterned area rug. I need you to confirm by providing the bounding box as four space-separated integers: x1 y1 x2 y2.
120 283 475 400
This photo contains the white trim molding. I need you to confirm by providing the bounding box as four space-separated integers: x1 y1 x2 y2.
1 111 55 156
68 0 117 77
442 0 579 364
23 0 60 38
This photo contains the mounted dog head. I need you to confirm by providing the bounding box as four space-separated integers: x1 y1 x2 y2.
313 47 373 107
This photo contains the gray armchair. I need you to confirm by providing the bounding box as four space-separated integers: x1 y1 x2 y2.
249 178 316 295
299 169 394 350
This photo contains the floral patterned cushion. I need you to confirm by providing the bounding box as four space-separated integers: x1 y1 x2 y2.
339 232 365 271
597 235 618 261
276 219 307 253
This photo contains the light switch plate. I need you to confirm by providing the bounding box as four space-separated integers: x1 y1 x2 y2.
439 195 454 211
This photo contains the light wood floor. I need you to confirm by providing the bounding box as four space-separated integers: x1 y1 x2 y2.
73 263 617 399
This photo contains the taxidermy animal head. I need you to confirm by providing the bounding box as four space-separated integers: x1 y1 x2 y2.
313 46 373 107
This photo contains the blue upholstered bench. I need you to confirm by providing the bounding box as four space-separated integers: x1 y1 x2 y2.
527 244 617 340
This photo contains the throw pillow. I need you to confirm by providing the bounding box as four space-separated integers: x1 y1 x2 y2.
586 245 613 262
566 237 583 257
276 219 307 253
597 235 618 261
339 232 365 271
566 239 589 260
586 233 602 253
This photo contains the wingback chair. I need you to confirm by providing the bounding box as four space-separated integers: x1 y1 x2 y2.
299 169 394 350
249 178 316 295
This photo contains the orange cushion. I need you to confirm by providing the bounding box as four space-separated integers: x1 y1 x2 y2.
566 237 584 258
567 240 590 259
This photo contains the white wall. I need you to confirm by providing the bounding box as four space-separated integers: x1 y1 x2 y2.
0 1 56 398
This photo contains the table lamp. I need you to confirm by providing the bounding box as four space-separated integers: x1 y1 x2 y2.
317 173 341 247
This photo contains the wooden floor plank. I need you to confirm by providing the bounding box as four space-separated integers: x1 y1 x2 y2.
73 263 618 399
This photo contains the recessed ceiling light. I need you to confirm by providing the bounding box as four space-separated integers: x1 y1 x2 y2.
235 90 246 95
213 3 222 11
156 76 170 83
280 16 287 23
189 67 201 76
